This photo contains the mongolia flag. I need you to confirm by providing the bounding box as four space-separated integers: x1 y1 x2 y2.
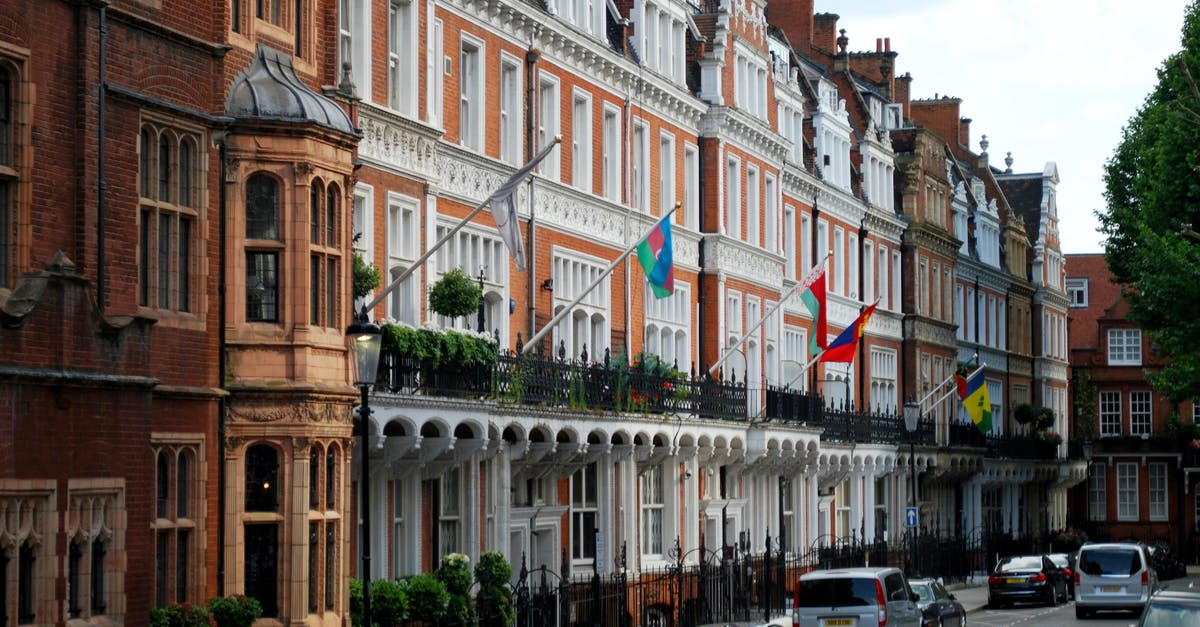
819 302 877 363
636 216 675 298
963 370 993 434
799 265 827 357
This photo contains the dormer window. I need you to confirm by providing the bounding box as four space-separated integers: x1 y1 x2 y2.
734 45 768 119
637 0 687 85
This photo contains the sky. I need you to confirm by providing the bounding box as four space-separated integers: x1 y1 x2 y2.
814 0 1193 254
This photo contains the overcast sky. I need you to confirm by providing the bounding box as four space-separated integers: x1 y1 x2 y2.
814 1 1191 254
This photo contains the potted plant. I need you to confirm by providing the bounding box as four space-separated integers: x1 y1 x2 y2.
353 251 383 300
1014 403 1035 426
475 551 515 627
430 267 483 324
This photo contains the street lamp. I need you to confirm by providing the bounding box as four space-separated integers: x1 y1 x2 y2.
347 311 382 627
903 400 920 576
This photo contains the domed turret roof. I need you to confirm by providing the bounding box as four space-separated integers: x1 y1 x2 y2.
225 44 356 135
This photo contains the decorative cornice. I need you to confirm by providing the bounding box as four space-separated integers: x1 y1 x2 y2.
862 206 906 243
904 317 958 348
446 0 707 128
698 106 790 164
357 107 443 180
701 234 782 288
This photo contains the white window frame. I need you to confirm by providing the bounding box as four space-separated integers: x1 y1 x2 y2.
764 174 777 254
1066 278 1088 308
386 192 420 326
725 156 741 238
499 55 522 165
1117 463 1138 521
1108 328 1142 366
602 105 621 202
640 464 665 557
1088 464 1105 522
632 119 649 212
1149 463 1168 521
1099 390 1122 437
746 165 760 247
644 281 691 371
683 143 699 231
458 35 485 152
537 73 562 180
387 0 418 116
572 91 593 193
1130 390 1152 437
659 131 675 217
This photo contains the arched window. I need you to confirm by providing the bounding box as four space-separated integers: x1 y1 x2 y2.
178 139 192 207
246 174 281 322
309 446 320 510
310 180 322 245
140 128 152 197
157 451 169 519
244 443 281 617
158 134 171 202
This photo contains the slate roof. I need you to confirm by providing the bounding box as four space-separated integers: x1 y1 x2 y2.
225 45 357 135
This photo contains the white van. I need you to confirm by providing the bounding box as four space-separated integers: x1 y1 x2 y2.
792 567 922 627
1074 542 1159 619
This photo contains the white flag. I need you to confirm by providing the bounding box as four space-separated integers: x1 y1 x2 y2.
488 138 560 272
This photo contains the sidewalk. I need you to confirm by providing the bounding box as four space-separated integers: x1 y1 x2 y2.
945 579 989 614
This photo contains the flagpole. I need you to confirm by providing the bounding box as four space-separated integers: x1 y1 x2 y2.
707 254 830 377
520 205 678 355
361 137 561 314
917 363 986 412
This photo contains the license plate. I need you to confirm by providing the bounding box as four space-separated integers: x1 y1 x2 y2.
1101 585 1122 593
1006 578 1023 584
823 619 854 627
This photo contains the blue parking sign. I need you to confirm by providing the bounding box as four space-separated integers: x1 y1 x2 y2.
905 507 918 528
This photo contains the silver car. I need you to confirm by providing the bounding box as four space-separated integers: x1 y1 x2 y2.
793 567 922 627
1075 542 1159 619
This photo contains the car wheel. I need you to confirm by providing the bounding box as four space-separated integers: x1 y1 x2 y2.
1047 587 1057 607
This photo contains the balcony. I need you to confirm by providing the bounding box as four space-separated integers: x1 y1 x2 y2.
372 341 928 442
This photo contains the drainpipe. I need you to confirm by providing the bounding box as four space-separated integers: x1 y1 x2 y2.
216 135 229 593
525 47 539 342
97 5 108 310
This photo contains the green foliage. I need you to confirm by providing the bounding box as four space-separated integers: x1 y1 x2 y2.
370 578 409 627
1099 0 1200 402
1074 371 1098 439
1168 412 1200 443
1014 403 1035 425
440 553 476 627
430 268 483 320
150 604 211 627
350 579 365 627
400 573 449 623
382 323 497 371
207 595 263 627
1035 407 1056 431
353 251 384 300
475 551 515 627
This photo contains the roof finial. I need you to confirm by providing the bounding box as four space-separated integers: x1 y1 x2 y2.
979 134 989 155
339 61 357 98
837 29 849 55
1004 151 1014 174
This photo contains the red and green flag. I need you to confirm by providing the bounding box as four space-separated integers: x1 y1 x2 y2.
799 265 827 357
819 301 877 364
636 216 674 298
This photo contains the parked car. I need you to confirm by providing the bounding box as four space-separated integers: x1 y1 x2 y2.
987 554 1068 608
1047 552 1076 599
908 578 966 627
793 567 922 627
1075 541 1159 619
1147 541 1187 580
1138 589 1200 627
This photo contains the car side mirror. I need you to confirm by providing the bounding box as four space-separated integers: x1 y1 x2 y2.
948 593 957 601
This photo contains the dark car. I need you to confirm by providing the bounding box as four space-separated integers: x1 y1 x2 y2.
908 579 966 627
988 554 1068 608
1147 541 1187 580
1047 552 1076 599
1138 589 1200 626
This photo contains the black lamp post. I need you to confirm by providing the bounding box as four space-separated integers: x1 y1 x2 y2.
903 400 920 576
347 311 382 626
476 267 486 333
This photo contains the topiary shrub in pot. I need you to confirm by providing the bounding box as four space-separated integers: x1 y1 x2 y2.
439 553 477 627
401 573 449 625
429 268 483 323
474 551 515 627
207 594 262 627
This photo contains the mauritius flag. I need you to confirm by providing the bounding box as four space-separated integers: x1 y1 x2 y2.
819 302 877 363
637 216 675 298
962 370 993 434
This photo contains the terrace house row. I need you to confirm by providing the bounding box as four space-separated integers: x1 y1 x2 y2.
0 0 1080 625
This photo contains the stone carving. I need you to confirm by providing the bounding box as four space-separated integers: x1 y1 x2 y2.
358 113 439 179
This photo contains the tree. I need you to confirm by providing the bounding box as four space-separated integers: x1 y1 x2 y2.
1099 0 1200 402
429 267 483 322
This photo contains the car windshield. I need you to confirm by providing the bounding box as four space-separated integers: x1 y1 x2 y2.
1140 602 1200 627
796 578 878 607
997 556 1043 572
910 584 933 603
1079 549 1139 575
